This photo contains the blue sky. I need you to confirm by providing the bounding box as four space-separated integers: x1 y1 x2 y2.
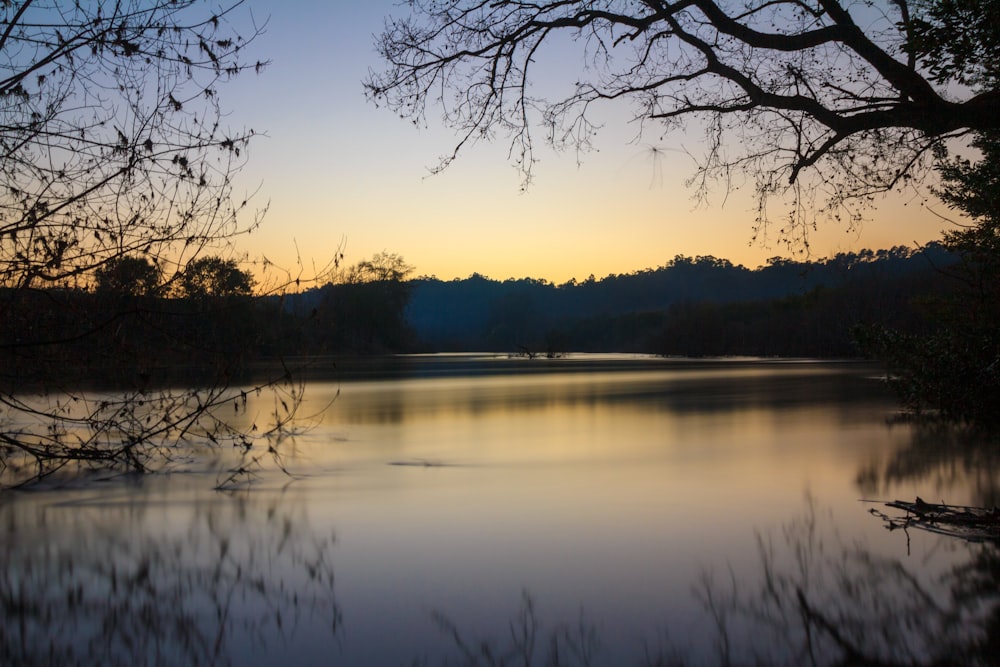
223 1 950 284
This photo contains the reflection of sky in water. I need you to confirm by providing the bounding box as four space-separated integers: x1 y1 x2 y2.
3 359 995 665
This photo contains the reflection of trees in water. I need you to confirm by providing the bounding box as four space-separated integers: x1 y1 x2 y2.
333 363 891 428
0 490 339 666
950 546 1000 661
420 590 601 667
424 501 998 666
684 502 995 667
856 423 1000 506
662 503 996 666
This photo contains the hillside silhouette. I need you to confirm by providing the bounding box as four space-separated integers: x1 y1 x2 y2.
4 243 959 386
400 244 956 357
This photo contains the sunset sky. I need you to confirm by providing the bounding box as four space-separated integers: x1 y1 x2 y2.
225 1 953 284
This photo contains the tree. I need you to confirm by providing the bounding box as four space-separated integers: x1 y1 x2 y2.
318 252 416 353
905 0 1000 87
1 1 266 291
94 256 162 297
869 132 1000 424
178 256 255 298
366 0 1000 242
935 132 1000 316
0 2 299 487
846 0 1000 425
344 251 415 284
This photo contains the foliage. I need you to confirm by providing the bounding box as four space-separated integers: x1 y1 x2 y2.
343 251 414 284
851 0 1000 425
936 135 1000 318
178 256 255 298
857 129 1000 424
856 325 999 423
0 0 266 291
905 0 1000 86
367 0 1000 243
94 256 162 297
0 1 292 487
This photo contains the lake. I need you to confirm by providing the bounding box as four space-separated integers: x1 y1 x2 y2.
2 355 997 666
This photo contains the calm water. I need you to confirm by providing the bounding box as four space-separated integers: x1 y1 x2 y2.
2 356 997 666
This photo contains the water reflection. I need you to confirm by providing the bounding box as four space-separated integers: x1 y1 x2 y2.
317 360 888 427
856 423 1000 507
5 359 997 665
691 501 995 667
5 486 995 665
0 482 338 666
423 501 999 666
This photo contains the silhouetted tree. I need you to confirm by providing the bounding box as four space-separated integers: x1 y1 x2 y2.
344 251 415 284
367 0 1000 243
315 253 417 353
859 131 1000 424
1 1 265 291
936 132 1000 321
905 0 1000 87
94 257 162 297
852 3 1000 424
0 1 301 488
178 256 255 299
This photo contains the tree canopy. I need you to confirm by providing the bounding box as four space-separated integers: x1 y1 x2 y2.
366 0 1000 242
344 251 415 284
179 256 255 298
94 256 162 297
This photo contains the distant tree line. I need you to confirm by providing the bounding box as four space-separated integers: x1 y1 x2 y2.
2 255 262 390
271 252 417 355
2 251 425 391
404 245 957 358
3 243 968 379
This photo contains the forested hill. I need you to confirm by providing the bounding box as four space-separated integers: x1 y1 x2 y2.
404 244 956 356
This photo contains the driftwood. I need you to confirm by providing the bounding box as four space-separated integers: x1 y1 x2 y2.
868 497 1000 544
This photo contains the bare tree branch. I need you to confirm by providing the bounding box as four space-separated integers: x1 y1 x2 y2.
0 1 315 487
366 0 1000 240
